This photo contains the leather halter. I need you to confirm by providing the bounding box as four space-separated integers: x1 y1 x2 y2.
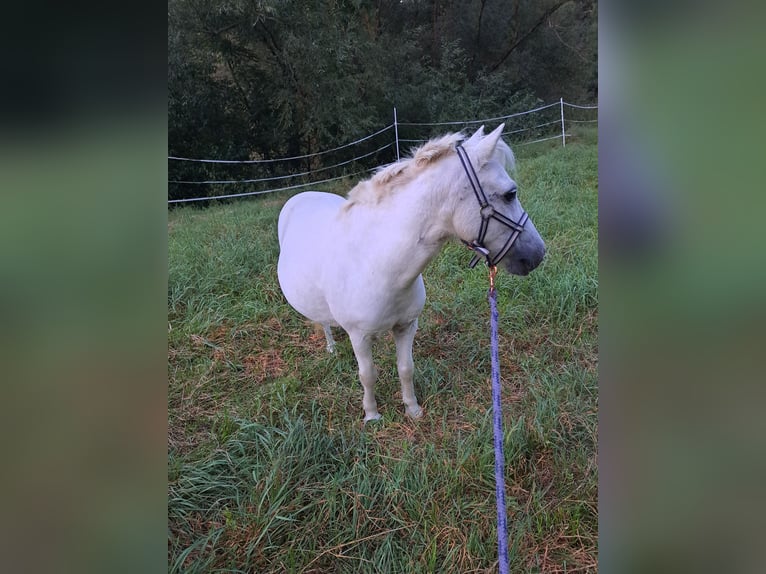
455 144 528 268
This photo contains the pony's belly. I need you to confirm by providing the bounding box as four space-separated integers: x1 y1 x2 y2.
326 274 426 334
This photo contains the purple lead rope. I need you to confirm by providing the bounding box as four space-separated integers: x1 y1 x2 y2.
489 279 510 574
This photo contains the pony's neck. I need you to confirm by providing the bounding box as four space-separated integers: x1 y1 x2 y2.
368 175 461 286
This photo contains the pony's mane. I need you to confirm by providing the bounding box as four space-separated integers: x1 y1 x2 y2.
345 132 465 209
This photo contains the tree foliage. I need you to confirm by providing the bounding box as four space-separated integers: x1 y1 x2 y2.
168 0 596 200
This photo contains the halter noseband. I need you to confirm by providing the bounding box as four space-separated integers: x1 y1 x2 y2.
455 143 529 268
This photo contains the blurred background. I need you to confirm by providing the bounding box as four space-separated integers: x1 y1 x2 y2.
600 1 766 572
0 3 166 573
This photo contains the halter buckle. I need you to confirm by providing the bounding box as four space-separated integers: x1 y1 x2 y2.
480 204 495 218
462 241 490 268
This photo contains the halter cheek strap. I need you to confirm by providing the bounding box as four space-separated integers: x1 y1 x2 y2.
455 144 528 268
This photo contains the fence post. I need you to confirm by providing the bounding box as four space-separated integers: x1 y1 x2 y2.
560 97 566 147
393 107 400 161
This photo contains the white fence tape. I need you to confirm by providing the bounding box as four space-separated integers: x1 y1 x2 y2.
397 101 561 127
168 169 374 203
562 102 598 109
169 99 596 203
170 143 393 185
169 124 394 164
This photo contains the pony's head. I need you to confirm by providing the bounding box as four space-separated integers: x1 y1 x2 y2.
451 124 546 276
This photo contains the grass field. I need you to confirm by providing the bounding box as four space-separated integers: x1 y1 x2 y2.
168 136 598 573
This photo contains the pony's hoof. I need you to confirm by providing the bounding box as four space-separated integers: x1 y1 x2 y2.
406 405 424 419
363 412 382 424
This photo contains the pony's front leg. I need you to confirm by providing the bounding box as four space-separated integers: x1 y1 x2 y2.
348 332 381 422
393 320 423 419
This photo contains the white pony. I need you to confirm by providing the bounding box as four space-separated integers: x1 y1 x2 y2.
277 124 545 422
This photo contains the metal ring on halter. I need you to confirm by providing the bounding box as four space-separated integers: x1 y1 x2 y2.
455 143 528 268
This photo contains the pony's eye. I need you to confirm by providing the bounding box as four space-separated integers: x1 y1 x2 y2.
503 189 517 202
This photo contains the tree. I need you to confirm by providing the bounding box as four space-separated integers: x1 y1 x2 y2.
168 0 597 200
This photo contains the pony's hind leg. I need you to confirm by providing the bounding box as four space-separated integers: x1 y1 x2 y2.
322 324 336 354
348 331 381 422
393 319 423 419
312 323 336 353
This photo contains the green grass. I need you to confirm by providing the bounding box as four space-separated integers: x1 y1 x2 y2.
168 140 598 572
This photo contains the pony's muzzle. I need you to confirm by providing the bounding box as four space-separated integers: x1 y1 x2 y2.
505 243 545 275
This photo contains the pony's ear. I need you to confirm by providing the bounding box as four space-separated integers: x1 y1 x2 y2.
465 125 485 144
471 123 505 163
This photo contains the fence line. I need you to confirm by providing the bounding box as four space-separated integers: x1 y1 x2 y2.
562 101 598 110
168 99 596 203
168 169 374 203
400 119 566 146
169 124 394 164
170 142 393 185
517 134 567 147
397 101 561 127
